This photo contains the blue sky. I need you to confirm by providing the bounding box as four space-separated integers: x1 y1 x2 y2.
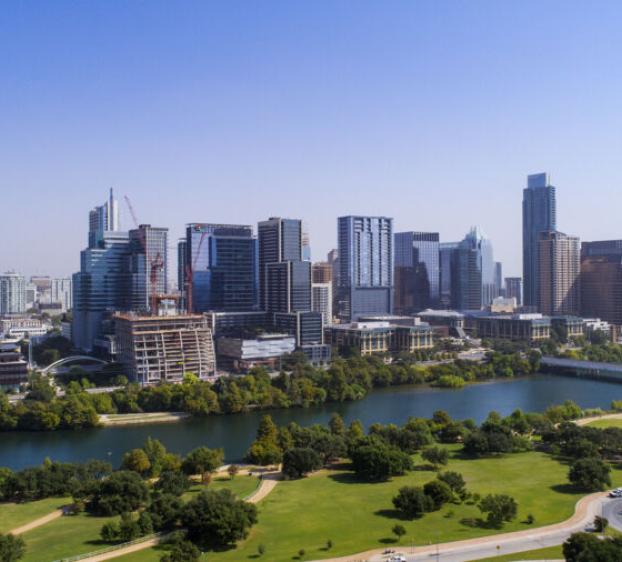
2 1 622 279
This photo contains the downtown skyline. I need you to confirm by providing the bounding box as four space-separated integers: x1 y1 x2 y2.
3 1 622 277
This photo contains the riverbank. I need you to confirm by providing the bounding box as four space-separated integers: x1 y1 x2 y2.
99 412 191 426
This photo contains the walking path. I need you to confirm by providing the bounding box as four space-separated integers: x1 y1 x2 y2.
10 508 64 535
309 492 609 562
77 469 282 562
575 412 622 426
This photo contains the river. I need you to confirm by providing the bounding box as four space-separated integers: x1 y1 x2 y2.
1 374 621 471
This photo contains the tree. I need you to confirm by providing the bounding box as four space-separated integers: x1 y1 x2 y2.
421 446 449 468
148 493 183 531
478 494 518 528
246 415 283 466
100 521 120 542
282 448 323 479
88 471 149 516
392 524 406 543
227 464 240 480
181 489 258 549
563 532 622 562
154 471 190 497
182 447 224 481
594 515 609 533
350 444 413 482
568 457 611 491
0 533 26 562
329 413 346 436
392 486 434 518
438 471 467 500
121 449 151 476
423 480 453 510
160 540 201 562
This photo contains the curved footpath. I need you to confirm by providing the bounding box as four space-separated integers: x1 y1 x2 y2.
9 508 64 535
575 412 622 426
311 492 613 562
77 468 282 562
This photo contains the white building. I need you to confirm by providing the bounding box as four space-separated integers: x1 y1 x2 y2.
0 272 26 315
50 278 72 312
312 282 332 326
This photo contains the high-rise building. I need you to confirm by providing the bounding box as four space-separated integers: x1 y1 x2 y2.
451 227 496 310
523 173 556 309
185 224 257 313
258 218 302 310
538 230 580 316
89 188 120 248
302 222 311 262
337 216 393 322
128 225 168 312
580 240 622 324
177 238 187 309
327 249 339 320
312 262 333 284
494 262 503 297
394 232 440 314
0 272 26 315
312 282 332 325
439 242 459 308
265 260 312 313
50 278 73 312
505 277 523 306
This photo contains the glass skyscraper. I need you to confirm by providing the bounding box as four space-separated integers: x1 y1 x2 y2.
186 223 258 313
394 232 440 314
523 173 556 309
337 216 393 322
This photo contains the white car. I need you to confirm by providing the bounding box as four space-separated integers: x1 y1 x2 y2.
388 556 407 562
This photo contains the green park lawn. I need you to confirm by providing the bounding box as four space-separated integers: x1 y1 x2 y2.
586 417 622 429
0 496 71 534
183 474 260 501
469 544 563 561
115 447 622 562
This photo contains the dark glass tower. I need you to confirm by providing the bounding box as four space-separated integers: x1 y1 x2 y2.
523 173 556 309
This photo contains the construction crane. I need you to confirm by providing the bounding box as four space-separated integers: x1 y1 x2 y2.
184 226 208 314
124 195 165 315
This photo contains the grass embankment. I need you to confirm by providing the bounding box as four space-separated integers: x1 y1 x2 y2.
116 446 622 562
14 475 258 562
0 496 70 534
469 544 563 561
585 418 622 430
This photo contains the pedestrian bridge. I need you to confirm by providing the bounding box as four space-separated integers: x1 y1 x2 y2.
541 356 622 383
41 356 109 375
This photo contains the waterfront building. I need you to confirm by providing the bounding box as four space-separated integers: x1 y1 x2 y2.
114 313 216 384
505 277 523 306
551 316 585 340
469 313 551 342
273 310 324 347
0 272 26 315
538 230 581 316
0 339 28 389
185 223 257 313
394 232 440 314
337 216 393 322
523 173 556 309
580 240 622 325
216 333 296 372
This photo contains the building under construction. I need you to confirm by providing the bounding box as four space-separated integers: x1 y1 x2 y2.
114 313 216 384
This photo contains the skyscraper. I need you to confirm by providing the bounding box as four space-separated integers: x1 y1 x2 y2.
580 240 622 324
337 216 393 322
505 277 523 306
258 218 302 310
265 260 312 313
439 242 459 308
523 173 556 309
186 223 257 313
88 188 120 248
538 231 580 316
177 238 187 309
0 272 26 315
394 232 440 314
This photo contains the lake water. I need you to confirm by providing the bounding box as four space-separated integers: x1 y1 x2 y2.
1 374 621 471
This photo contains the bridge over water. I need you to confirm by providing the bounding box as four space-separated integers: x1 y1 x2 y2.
541 356 622 383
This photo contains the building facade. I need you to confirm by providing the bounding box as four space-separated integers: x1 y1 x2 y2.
0 272 26 315
89 188 120 248
115 313 216 384
337 216 393 322
505 277 523 306
581 240 622 325
0 339 29 389
265 260 311 313
394 232 440 314
538 231 581 316
312 282 332 325
471 313 551 342
523 173 556 309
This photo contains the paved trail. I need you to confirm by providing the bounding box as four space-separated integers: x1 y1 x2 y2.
10 509 64 535
575 412 622 426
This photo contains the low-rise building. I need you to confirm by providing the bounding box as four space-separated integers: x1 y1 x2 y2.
551 316 585 340
115 313 216 385
470 313 551 341
325 321 433 356
415 309 466 338
217 333 296 372
0 317 51 339
0 339 29 389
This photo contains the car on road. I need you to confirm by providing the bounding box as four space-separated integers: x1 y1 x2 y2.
388 555 406 562
609 489 622 498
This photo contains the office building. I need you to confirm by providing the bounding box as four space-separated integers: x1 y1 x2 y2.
273 311 324 347
115 313 216 384
177 238 187 309
505 277 523 306
258 218 302 310
128 225 168 312
581 240 622 325
312 262 333 284
0 272 26 315
216 333 296 372
337 216 393 322
394 232 440 314
327 249 339 319
523 173 556 308
538 231 581 316
439 242 459 307
312 282 332 325
0 339 29 389
49 278 72 312
204 311 270 337
494 262 503 297
265 260 311 314
185 223 257 313
302 222 311 261
89 188 120 248
469 313 551 342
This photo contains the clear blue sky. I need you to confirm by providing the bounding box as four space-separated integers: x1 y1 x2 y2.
2 1 622 279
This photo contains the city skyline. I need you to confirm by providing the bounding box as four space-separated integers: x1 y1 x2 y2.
4 2 622 278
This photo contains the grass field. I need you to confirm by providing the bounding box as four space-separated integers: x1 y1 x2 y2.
585 417 622 429
0 496 71 534
469 544 563 561
183 474 260 501
115 447 622 562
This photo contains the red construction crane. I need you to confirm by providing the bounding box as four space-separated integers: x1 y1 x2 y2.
184 228 208 314
124 195 164 315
